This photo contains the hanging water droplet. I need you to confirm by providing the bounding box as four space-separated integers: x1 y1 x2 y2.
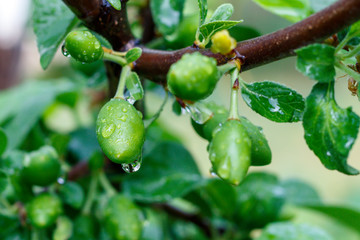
127 97 136 105
210 168 217 177
101 123 115 138
122 155 142 173
61 44 70 57
57 177 65 185
185 102 213 124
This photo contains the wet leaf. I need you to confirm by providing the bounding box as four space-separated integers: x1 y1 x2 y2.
197 0 208 25
199 20 242 44
107 0 121 10
126 72 144 101
150 0 185 35
240 81 305 122
122 142 205 202
125 47 142 63
256 222 333 240
209 3 234 22
58 182 84 209
33 0 78 69
303 82 360 175
296 44 336 82
252 0 312 23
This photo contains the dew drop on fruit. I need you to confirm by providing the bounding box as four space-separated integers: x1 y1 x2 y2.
121 155 142 173
101 123 116 138
119 115 127 122
61 44 70 57
122 108 128 113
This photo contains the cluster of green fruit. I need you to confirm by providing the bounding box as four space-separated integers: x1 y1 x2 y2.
167 50 271 185
64 29 271 185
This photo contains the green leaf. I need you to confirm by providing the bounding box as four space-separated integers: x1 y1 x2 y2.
310 0 337 12
150 0 185 35
202 179 237 218
197 0 208 25
199 20 242 45
252 0 312 23
348 21 360 39
0 80 77 150
125 47 142 63
33 0 78 69
68 128 101 160
0 128 7 157
209 3 234 22
240 81 305 122
256 222 333 240
305 205 360 235
126 72 144 101
107 0 122 10
0 150 25 175
281 179 322 206
58 182 84 209
0 170 8 194
123 142 205 202
303 82 360 175
296 44 336 82
0 214 19 239
228 25 261 42
235 172 286 229
53 216 73 240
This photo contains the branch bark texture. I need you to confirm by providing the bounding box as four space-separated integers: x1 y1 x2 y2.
134 0 360 82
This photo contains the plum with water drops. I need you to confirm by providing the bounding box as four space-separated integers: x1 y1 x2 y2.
208 119 251 185
64 30 103 63
96 98 145 164
167 52 219 101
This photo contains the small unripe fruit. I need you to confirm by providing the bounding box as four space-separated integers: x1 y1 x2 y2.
167 52 219 101
211 30 237 55
209 119 251 185
65 30 103 63
191 102 228 141
21 146 61 186
27 193 62 228
103 195 142 240
96 98 145 164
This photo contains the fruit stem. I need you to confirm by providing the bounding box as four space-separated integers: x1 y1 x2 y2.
98 171 117 197
228 68 240 120
342 44 360 58
114 65 131 99
81 172 99 215
217 62 238 78
103 52 127 66
335 61 360 82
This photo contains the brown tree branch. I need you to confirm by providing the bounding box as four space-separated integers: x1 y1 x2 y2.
134 0 360 82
